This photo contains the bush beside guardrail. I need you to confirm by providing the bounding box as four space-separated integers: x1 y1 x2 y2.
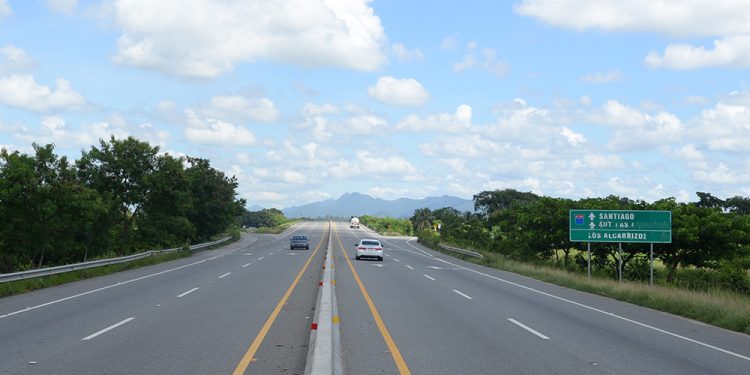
0 237 230 284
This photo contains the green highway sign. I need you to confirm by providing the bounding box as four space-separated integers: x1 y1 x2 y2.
569 210 671 243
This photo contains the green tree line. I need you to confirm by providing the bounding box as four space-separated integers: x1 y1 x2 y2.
412 189 750 294
0 137 246 273
358 215 413 236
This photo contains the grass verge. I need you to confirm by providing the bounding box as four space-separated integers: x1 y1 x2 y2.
434 246 750 335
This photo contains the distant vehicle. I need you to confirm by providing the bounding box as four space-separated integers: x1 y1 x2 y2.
290 235 309 250
355 238 383 261
350 217 360 228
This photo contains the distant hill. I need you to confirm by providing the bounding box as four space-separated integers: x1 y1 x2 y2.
282 192 474 218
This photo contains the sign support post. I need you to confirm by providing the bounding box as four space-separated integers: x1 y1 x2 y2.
569 209 671 284
587 242 591 279
650 243 654 286
618 242 622 282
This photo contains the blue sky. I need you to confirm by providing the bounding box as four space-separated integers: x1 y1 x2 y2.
1 0 749 208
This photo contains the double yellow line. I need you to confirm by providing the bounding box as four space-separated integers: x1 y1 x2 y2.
334 223 411 375
233 223 410 374
232 229 324 374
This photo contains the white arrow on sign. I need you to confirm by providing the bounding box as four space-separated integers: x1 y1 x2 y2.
589 222 596 229
589 212 595 221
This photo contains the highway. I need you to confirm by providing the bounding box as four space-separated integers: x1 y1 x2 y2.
2 220 750 374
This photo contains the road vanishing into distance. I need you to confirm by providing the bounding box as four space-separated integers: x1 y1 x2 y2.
1 221 749 374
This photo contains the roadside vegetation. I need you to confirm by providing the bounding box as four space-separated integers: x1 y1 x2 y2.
0 250 192 298
396 188 750 333
358 215 413 236
240 208 301 234
0 137 246 275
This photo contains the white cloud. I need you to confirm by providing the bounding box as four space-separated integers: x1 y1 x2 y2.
396 105 472 133
0 74 86 112
691 99 750 152
452 55 475 72
1 45 35 73
645 36 750 70
581 70 623 83
392 43 423 61
111 0 387 78
452 46 509 77
199 95 280 123
47 0 77 13
516 1 750 70
184 109 256 146
694 163 747 184
368 76 429 106
301 103 339 117
589 101 684 151
580 95 592 106
582 154 625 170
515 1 750 37
674 144 704 161
0 1 10 21
560 127 586 146
356 150 417 176
440 36 458 49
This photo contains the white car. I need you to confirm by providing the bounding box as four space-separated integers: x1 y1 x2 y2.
355 239 383 261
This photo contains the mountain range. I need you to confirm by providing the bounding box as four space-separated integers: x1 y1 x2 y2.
282 192 475 218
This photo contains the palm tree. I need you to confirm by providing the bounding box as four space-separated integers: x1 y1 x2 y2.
411 208 434 232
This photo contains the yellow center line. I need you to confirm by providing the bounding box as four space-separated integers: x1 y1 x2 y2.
334 223 411 375
232 227 325 375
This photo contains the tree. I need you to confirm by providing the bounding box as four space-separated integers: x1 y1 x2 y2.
77 136 159 252
725 196 750 215
135 154 195 248
473 189 539 218
185 157 246 241
410 208 434 232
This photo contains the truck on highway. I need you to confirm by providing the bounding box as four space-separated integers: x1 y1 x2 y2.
350 217 360 228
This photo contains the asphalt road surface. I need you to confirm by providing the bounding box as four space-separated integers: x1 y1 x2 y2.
1 220 749 374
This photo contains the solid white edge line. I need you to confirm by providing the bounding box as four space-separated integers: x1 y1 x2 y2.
177 287 199 298
430 254 750 362
82 317 135 341
508 318 550 340
424 275 435 281
452 289 473 300
219 272 232 279
406 265 414 270
242 263 251 268
0 258 211 320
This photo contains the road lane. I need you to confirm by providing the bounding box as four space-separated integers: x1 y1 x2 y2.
351 224 750 374
0 221 325 374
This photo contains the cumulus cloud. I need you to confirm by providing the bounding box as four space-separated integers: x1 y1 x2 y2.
440 36 458 50
368 76 429 106
691 96 750 152
111 0 387 78
581 70 623 83
392 43 423 61
452 45 509 77
1 45 36 73
0 1 10 21
516 0 750 70
0 74 86 112
301 103 339 117
199 95 280 123
589 100 684 151
645 36 750 69
184 109 256 146
515 1 750 37
397 105 472 132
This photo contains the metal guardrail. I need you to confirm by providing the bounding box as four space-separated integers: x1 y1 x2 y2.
438 244 485 259
0 237 231 284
